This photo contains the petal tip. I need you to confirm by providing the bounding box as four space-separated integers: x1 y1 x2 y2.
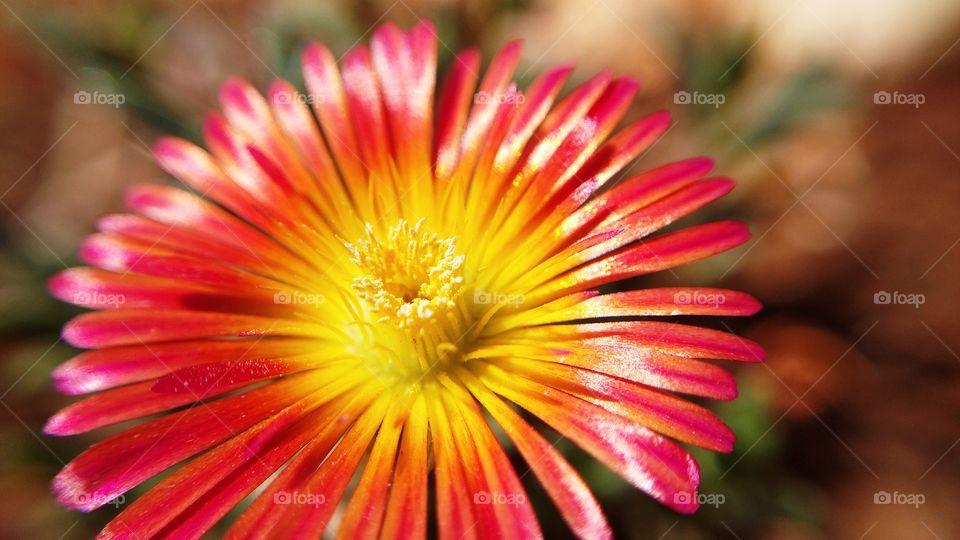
741 294 763 316
681 156 715 177
151 137 181 161
47 270 73 300
301 42 333 69
267 79 295 100
43 411 73 436
719 220 752 245
52 466 98 511
412 19 436 35
219 75 250 97
61 316 94 349
51 365 89 396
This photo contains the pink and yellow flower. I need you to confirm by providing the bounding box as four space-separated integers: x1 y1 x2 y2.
48 21 764 539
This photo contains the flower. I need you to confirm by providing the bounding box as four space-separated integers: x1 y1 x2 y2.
47 20 764 539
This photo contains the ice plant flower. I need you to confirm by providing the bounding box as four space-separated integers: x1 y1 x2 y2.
47 21 764 539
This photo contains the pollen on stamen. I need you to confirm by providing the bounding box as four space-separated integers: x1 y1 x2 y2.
346 219 465 334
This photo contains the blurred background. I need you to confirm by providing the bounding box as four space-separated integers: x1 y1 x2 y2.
2 0 959 538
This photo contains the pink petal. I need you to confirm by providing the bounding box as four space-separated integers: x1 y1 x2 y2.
52 338 316 395
44 359 311 435
434 48 481 181
301 42 366 185
340 46 393 182
575 110 673 191
477 362 701 514
52 372 325 511
78 234 282 291
62 309 329 349
100 385 361 539
438 378 542 538
379 395 430 540
426 384 483 540
452 40 523 179
227 390 390 538
152 137 274 233
500 358 735 451
536 221 751 300
371 21 436 176
461 371 612 540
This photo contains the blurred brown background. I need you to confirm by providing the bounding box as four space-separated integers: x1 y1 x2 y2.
2 0 960 538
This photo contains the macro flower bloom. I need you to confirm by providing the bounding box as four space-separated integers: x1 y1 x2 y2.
47 21 764 539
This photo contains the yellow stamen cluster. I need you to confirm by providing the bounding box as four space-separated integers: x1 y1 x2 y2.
346 219 465 336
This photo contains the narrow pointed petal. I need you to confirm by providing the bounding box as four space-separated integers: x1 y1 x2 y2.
534 221 751 300
52 338 317 395
62 309 331 349
476 363 701 514
52 371 328 512
460 369 612 540
226 389 388 539
379 395 430 540
434 49 481 181
102 386 362 539
438 378 542 538
301 42 366 185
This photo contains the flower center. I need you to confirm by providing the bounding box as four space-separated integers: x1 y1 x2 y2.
347 219 465 336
